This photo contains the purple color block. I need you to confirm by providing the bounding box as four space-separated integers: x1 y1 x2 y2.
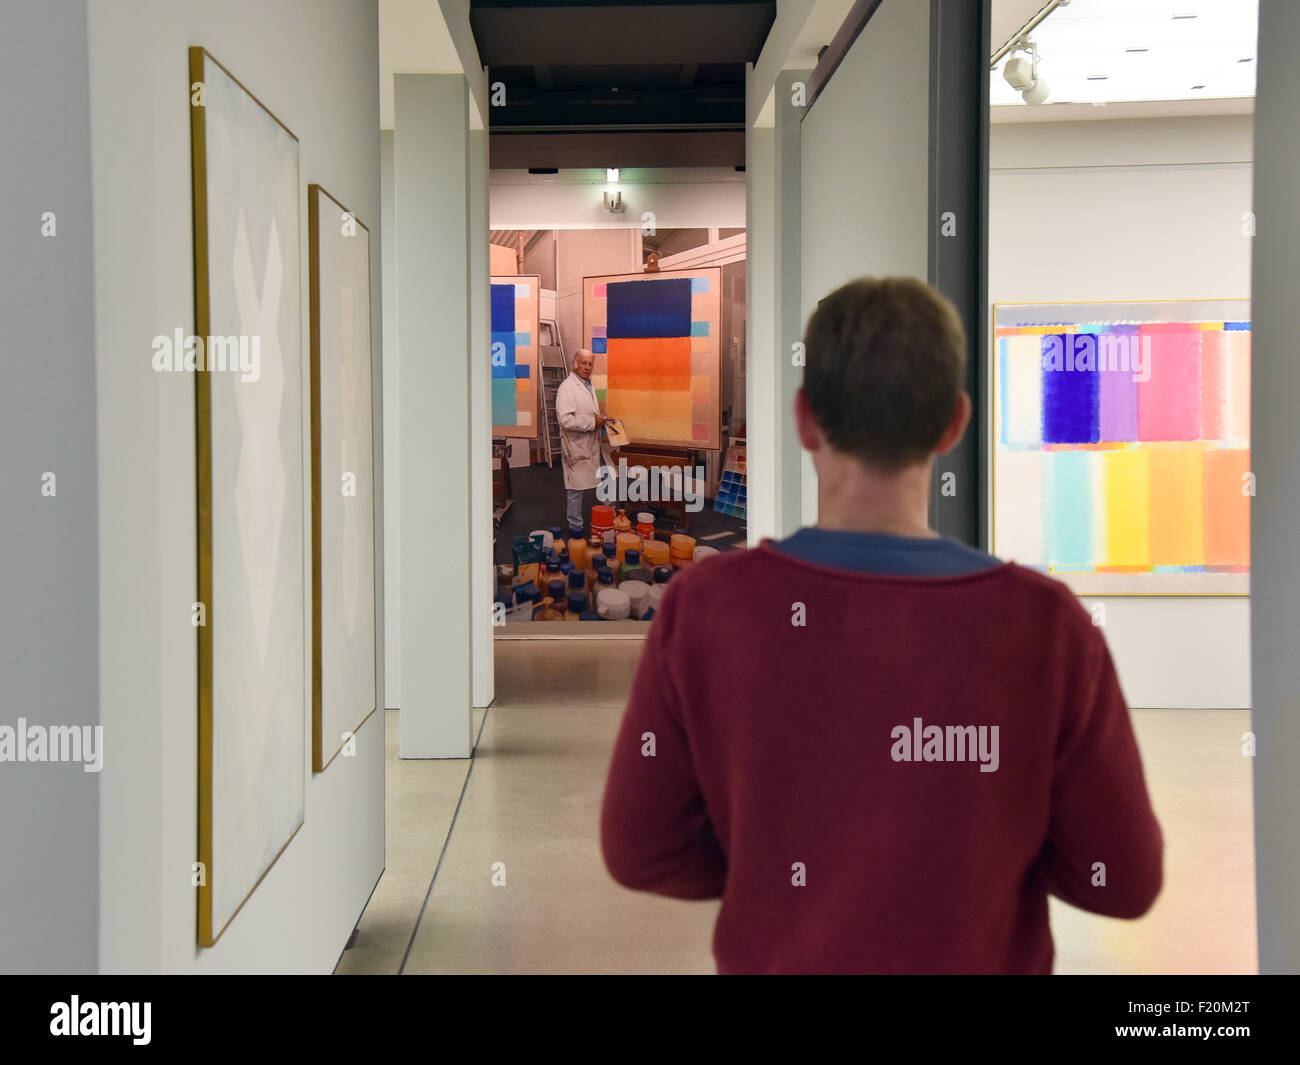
1096 327 1138 442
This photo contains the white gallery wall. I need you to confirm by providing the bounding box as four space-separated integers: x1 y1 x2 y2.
0 0 100 974
87 0 385 971
990 114 1254 709
799 0 932 528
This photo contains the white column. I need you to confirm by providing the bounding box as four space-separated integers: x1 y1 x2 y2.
745 119 777 545
380 130 401 710
468 126 494 709
1251 0 1300 974
394 74 473 757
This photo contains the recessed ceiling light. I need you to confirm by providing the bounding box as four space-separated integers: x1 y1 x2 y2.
1238 57 1254 63
1125 48 1149 53
1087 75 1109 81
1172 14 1198 20
1190 84 1206 90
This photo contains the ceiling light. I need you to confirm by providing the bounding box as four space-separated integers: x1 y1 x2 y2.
1003 39 1050 105
606 168 620 183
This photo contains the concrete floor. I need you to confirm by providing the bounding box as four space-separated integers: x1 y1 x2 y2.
336 640 1257 975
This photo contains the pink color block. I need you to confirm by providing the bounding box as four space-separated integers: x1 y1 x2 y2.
591 283 607 299
691 423 710 442
1137 324 1201 442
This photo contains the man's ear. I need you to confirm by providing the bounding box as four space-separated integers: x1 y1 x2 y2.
794 388 822 453
934 392 971 456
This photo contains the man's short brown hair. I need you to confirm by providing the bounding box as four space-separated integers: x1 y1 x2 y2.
802 277 967 470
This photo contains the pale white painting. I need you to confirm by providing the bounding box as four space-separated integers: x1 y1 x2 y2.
310 185 376 770
194 49 304 944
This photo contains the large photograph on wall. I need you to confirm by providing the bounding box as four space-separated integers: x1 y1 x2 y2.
309 184 377 773
993 299 1250 596
491 274 541 438
190 47 305 945
581 267 723 449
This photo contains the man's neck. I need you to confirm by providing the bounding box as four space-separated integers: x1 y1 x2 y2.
813 451 938 540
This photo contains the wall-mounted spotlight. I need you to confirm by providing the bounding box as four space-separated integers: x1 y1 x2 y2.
603 191 624 213
1004 39 1050 104
606 168 620 183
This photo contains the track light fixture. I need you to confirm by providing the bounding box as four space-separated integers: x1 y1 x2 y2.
1003 38 1050 105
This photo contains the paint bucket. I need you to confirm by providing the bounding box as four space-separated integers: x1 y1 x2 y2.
669 532 696 567
591 504 614 532
597 587 631 620
693 545 719 563
640 540 670 568
620 580 650 618
615 532 641 568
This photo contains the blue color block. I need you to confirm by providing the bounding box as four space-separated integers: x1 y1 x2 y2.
1224 321 1251 331
606 278 691 338
690 321 709 337
1045 451 1095 567
491 284 516 330
591 337 607 354
492 379 517 425
515 331 531 347
514 364 530 379
690 276 710 293
1041 334 1099 443
490 330 517 378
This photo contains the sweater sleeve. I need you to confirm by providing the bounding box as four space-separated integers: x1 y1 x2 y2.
600 581 727 899
1041 623 1163 918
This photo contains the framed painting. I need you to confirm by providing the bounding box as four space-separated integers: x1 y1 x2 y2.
490 274 540 438
993 299 1250 596
190 46 304 945
308 184 377 772
580 267 723 450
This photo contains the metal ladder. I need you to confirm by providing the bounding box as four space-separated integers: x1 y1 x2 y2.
538 319 567 468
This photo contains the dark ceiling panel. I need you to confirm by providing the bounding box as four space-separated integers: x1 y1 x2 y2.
490 130 745 169
469 2 776 67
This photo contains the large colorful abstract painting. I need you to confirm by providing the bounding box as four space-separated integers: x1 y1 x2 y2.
308 184 376 773
190 47 304 946
581 267 722 449
491 274 540 438
993 300 1250 595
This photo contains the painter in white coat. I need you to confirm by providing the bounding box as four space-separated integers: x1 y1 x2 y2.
555 348 611 531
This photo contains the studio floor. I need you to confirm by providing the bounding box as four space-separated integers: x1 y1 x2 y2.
336 640 1257 975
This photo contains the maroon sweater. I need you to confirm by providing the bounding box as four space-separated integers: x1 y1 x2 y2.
600 542 1163 974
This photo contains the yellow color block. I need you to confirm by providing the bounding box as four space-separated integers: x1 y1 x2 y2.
691 336 710 353
1103 450 1149 567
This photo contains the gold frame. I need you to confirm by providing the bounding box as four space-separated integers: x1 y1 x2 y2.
990 297 1252 598
190 46 304 947
308 183 379 773
581 266 724 451
490 273 542 439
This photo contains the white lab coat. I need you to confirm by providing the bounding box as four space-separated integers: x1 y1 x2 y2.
556 372 606 490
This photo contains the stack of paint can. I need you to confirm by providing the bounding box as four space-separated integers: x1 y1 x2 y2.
640 539 670 569
669 533 696 568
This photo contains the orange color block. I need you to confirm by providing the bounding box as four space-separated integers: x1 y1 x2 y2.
1202 449 1250 566
607 336 691 391
1147 447 1204 565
